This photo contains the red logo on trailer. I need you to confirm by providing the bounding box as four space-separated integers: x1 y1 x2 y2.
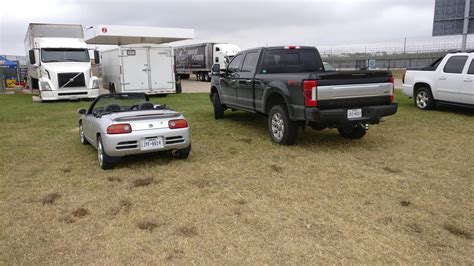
101 27 108 33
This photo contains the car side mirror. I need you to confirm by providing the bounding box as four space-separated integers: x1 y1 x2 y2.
94 50 100 64
78 108 87 115
211 64 220 76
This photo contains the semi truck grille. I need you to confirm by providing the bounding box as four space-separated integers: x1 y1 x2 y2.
57 72 85 88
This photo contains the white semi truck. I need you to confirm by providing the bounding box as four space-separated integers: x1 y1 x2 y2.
24 23 99 101
174 43 241 82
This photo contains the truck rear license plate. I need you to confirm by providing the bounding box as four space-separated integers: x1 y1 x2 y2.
347 109 362 119
141 137 164 150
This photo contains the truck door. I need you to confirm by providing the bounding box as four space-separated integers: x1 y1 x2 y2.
121 48 149 91
235 50 260 111
436 55 468 102
149 47 175 92
460 58 474 105
220 54 243 105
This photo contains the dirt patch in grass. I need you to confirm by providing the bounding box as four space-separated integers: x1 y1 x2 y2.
406 223 423 234
235 199 247 205
270 164 283 173
72 208 89 218
60 215 76 224
137 220 159 232
131 177 161 188
400 201 412 207
61 167 72 173
176 225 198 237
382 166 401 173
41 192 61 205
109 199 132 216
107 176 122 182
189 179 210 189
238 138 252 144
443 224 472 239
165 249 185 261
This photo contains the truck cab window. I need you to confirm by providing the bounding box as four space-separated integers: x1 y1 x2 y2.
227 54 243 73
41 48 90 63
261 49 323 74
241 52 259 72
443 56 468 74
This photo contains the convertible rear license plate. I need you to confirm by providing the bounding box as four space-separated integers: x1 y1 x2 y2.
347 109 362 119
141 137 164 150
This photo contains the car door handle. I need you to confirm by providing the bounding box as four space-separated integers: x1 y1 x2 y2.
464 79 472 82
439 77 447 81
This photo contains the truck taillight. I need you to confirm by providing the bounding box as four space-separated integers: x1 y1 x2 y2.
168 119 188 129
303 80 318 107
389 76 395 102
107 124 132 134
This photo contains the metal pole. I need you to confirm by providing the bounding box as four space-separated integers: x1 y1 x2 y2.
462 0 470 51
403 37 407 54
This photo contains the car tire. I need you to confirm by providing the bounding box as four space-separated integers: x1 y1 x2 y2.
414 87 436 110
337 123 367 139
97 136 116 170
177 144 191 159
212 92 225 119
268 104 298 145
79 122 89 145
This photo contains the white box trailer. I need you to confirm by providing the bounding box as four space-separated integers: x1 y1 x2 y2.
85 25 194 95
101 44 176 94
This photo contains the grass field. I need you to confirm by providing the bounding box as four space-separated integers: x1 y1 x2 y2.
0 91 473 264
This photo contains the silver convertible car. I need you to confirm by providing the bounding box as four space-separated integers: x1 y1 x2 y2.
78 93 191 169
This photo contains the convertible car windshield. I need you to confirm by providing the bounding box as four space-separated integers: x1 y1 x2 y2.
91 94 150 115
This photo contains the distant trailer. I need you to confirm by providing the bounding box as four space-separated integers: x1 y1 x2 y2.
85 25 194 95
101 44 177 95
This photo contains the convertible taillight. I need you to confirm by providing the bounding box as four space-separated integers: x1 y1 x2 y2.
168 119 188 129
107 123 132 134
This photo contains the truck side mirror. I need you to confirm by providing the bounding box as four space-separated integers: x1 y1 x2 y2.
94 50 100 64
29 50 37 65
211 64 220 76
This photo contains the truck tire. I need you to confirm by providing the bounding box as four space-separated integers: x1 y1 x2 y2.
110 83 116 94
204 72 211 82
268 105 298 145
337 123 367 139
212 92 225 119
414 87 436 110
176 82 182 94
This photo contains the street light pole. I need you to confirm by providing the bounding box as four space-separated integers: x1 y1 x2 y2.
462 0 470 51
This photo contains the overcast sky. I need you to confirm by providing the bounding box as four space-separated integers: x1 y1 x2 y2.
0 0 438 55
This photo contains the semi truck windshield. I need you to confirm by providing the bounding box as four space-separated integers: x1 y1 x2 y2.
41 48 90 63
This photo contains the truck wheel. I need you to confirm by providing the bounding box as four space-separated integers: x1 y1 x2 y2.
337 124 367 139
204 72 211 82
268 105 298 145
97 136 117 170
110 83 116 94
414 87 435 110
212 92 225 119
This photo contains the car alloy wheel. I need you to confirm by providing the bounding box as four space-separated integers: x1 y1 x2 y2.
416 91 429 109
271 112 285 141
97 140 104 167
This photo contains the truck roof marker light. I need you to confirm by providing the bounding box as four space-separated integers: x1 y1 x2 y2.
285 45 300 49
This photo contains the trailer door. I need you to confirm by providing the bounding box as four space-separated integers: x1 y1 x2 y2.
121 48 149 91
149 47 175 91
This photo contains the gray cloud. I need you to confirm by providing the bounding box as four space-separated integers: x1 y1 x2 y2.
1 0 435 55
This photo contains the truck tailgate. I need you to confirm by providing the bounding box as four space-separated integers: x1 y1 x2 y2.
316 71 393 109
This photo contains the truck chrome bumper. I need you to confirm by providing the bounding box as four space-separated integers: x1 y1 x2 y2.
40 88 99 101
304 103 398 126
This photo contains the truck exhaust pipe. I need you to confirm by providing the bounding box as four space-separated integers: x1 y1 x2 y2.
171 149 181 157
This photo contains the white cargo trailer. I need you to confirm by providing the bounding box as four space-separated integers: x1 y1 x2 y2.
85 25 194 95
101 44 176 94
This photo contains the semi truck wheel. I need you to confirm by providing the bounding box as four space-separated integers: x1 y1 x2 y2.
268 105 298 145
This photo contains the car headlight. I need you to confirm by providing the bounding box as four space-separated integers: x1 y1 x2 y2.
92 79 99 89
40 81 52 91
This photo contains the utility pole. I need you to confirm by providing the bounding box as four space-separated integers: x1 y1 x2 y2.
403 37 407 54
462 0 470 51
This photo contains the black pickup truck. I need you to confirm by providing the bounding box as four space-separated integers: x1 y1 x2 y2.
210 46 398 145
